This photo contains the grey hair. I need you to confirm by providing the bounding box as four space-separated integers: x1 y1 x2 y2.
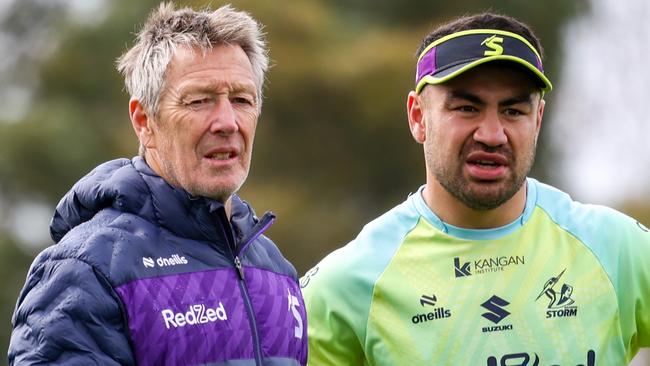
116 2 268 118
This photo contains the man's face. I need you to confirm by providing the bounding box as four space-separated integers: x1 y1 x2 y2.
413 64 544 210
145 44 259 202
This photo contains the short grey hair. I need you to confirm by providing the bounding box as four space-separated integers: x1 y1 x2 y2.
116 2 269 118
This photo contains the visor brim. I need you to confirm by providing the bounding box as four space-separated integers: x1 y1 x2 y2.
415 55 553 94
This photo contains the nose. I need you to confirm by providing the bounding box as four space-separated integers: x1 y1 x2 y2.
209 97 238 135
473 110 507 147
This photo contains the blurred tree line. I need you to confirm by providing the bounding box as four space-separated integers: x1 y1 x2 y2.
7 0 641 358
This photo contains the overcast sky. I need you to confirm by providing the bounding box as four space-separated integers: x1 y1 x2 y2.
551 0 650 206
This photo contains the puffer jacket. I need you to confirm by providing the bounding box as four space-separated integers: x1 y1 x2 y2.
8 157 307 365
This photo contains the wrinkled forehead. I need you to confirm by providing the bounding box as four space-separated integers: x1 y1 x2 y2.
164 45 256 91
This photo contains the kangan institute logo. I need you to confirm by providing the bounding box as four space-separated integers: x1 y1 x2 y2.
480 295 512 333
454 255 525 278
454 257 472 277
535 269 578 318
411 293 451 324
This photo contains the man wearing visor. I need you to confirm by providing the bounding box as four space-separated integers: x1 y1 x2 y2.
301 12 650 365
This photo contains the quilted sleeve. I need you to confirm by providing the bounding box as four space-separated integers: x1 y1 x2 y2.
8 257 135 365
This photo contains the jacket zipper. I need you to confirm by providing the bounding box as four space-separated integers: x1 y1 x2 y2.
234 259 261 365
217 210 275 366
239 213 276 257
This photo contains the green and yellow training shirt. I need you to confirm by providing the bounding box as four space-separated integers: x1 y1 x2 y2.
301 178 650 365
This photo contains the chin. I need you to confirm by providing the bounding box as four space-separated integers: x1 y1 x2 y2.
201 179 246 201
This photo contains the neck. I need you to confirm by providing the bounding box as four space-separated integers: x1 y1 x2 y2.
224 198 233 218
422 179 528 229
143 152 234 218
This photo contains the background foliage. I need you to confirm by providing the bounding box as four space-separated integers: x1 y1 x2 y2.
1 0 648 362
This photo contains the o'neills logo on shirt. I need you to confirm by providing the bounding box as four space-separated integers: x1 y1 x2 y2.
161 303 228 329
454 255 525 277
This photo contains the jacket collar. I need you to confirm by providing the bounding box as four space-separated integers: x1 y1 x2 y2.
50 157 262 244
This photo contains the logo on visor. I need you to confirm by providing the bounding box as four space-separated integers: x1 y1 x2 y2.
481 35 504 56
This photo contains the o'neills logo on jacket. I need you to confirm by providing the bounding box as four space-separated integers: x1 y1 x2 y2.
161 303 228 329
143 254 188 268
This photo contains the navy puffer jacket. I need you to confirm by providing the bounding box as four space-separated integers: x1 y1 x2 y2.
9 157 307 365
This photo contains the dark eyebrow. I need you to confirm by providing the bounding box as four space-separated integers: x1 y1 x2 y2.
500 93 534 107
446 91 485 106
446 90 535 107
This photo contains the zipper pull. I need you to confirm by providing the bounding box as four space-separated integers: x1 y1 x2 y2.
234 256 245 280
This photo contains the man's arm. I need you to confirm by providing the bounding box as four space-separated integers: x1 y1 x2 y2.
301 265 367 366
9 257 134 365
630 221 650 349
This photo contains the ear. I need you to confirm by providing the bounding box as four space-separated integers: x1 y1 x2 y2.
407 91 426 144
129 98 156 149
537 98 545 129
534 98 545 143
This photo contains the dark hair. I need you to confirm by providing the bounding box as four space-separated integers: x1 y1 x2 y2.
416 13 544 59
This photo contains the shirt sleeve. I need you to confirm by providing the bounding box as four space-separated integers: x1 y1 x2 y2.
9 257 135 365
626 220 650 349
301 264 367 366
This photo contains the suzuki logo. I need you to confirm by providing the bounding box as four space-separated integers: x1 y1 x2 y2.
481 295 510 324
454 257 472 277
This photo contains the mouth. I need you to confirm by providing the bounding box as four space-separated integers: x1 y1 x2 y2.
206 152 235 160
203 148 238 164
468 159 504 168
465 152 509 180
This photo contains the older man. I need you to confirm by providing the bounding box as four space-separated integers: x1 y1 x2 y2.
9 3 306 365
302 12 650 365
